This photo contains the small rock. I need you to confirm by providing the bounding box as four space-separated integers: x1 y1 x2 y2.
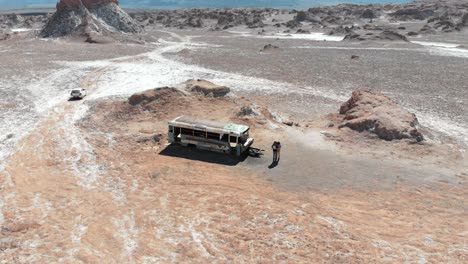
185 79 230 97
296 28 310 34
149 171 161 180
153 134 162 143
260 43 280 52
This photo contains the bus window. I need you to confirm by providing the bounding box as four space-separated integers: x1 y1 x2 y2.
207 132 219 140
221 134 229 142
229 136 238 144
181 128 193 135
194 130 206 138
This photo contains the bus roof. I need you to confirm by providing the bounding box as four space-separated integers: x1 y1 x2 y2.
169 116 249 136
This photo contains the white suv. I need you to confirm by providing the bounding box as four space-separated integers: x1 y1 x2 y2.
70 88 87 99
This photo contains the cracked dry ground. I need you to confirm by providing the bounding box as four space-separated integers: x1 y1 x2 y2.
1 89 466 263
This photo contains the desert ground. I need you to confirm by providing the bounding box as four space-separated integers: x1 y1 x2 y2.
1 1 468 263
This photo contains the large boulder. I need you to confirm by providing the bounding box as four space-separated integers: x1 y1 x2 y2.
338 90 423 141
185 79 230 97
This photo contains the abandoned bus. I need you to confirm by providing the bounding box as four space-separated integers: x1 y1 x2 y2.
168 116 254 156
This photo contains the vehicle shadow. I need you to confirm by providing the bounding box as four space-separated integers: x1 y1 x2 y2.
68 97 83 102
159 144 261 166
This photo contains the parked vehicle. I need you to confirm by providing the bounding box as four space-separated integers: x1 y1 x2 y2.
70 88 87 99
168 116 254 156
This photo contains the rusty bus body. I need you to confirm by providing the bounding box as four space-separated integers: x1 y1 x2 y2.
168 116 254 156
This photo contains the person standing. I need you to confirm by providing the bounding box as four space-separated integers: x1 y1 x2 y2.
276 141 282 162
272 141 278 163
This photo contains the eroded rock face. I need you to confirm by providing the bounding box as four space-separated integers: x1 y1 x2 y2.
339 90 423 141
40 0 140 38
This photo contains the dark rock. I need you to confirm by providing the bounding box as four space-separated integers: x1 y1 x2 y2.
459 13 468 28
296 29 310 34
285 19 301 29
0 32 11 41
361 9 377 19
351 55 360 60
295 11 307 22
391 8 434 20
343 33 364 41
328 25 354 35
260 43 280 52
419 24 436 34
378 30 409 41
237 104 261 117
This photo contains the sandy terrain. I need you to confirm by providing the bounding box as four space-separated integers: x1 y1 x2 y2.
1 4 468 263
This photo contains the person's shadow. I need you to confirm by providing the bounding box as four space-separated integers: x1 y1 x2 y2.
268 160 279 169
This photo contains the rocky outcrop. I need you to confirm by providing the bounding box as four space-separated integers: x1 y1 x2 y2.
339 90 423 141
129 87 185 106
327 25 355 36
377 30 409 41
459 13 468 28
390 8 434 20
0 13 48 29
237 104 261 117
40 0 140 38
343 30 408 42
296 29 311 34
185 79 230 97
361 9 377 19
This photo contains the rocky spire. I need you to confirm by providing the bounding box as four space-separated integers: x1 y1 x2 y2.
40 0 140 38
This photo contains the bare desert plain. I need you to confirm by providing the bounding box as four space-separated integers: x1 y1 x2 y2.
0 0 467 263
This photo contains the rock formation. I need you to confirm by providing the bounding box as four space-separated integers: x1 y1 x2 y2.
128 87 185 106
40 0 141 38
343 30 408 42
260 44 280 52
237 104 261 117
185 79 230 97
338 90 423 141
327 25 355 36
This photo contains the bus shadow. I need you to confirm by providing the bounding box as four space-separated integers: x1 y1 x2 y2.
159 144 250 166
